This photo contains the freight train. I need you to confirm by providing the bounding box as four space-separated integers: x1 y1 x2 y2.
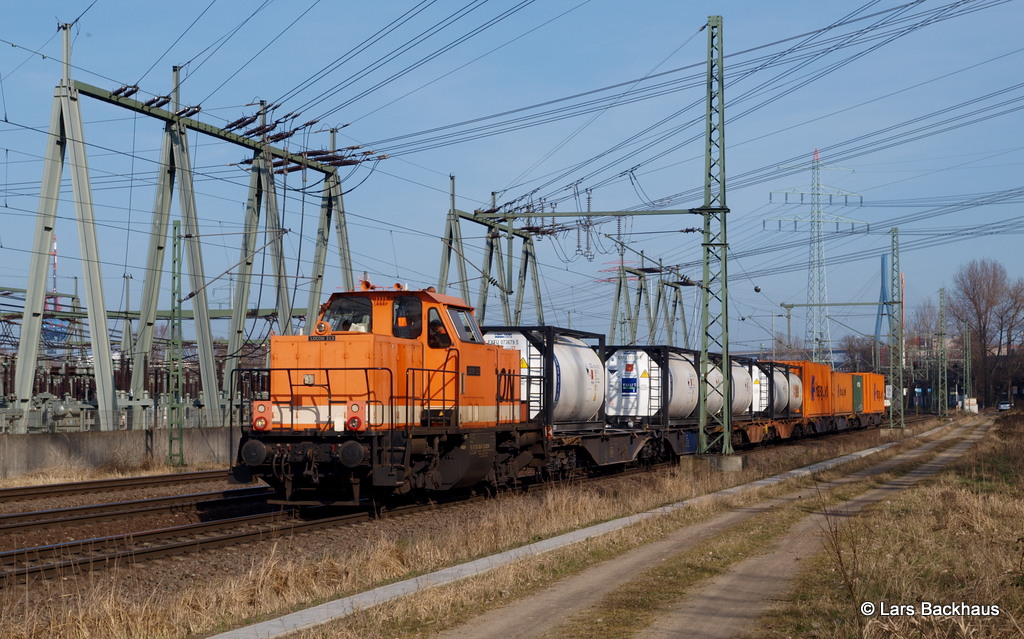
230 282 887 506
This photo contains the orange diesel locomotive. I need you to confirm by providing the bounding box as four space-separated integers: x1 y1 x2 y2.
233 283 557 505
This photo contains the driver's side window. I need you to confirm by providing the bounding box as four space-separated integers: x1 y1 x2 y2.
427 308 452 349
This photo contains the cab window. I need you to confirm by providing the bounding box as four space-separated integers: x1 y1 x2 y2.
393 296 423 339
447 307 483 343
321 296 372 332
427 308 452 349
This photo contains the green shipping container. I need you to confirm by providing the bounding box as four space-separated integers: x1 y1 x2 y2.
852 375 864 413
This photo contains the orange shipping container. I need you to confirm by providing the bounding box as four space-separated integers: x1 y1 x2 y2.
833 372 854 415
862 372 887 414
781 360 833 417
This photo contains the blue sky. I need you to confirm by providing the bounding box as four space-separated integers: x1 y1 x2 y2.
1 0 1022 353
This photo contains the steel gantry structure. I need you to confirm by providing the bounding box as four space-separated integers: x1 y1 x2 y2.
15 24 356 432
453 16 733 454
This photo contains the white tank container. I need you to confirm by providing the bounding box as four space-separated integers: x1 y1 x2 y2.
773 369 790 412
485 330 604 422
730 362 753 415
750 367 791 414
684 354 725 416
605 349 699 420
788 371 804 413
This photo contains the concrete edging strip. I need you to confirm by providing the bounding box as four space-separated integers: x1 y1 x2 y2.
207 423 950 639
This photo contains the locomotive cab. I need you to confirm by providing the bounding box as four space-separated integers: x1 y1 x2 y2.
232 284 534 506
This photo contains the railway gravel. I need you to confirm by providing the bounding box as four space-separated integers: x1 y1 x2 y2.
0 470 238 516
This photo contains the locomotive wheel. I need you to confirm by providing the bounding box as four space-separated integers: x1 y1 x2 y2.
369 489 392 519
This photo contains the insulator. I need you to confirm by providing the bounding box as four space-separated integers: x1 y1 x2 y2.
345 145 362 150
225 114 258 131
301 119 319 128
327 159 360 166
122 86 139 98
111 85 130 97
144 96 170 108
266 130 296 143
243 123 277 137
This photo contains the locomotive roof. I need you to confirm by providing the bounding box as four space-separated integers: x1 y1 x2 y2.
329 284 473 309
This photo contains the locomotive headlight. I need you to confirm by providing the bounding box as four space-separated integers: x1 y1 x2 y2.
349 403 360 413
253 416 269 431
346 416 363 431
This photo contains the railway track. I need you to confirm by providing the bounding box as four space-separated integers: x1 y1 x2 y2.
0 418 940 585
0 497 470 583
0 466 577 584
0 469 233 502
0 486 273 535
0 510 341 582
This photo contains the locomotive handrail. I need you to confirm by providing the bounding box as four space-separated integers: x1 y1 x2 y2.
233 366 395 431
406 347 460 427
496 367 523 423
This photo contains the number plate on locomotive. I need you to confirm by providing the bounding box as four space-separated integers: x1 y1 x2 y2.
308 335 336 341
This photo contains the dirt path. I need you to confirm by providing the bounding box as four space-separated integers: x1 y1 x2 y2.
637 422 987 639
429 419 987 639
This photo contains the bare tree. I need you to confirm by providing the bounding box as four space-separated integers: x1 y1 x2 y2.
994 277 1024 402
949 259 1010 405
838 334 875 372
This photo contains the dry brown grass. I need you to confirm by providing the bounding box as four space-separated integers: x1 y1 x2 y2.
0 418 959 638
0 457 224 489
745 415 1024 639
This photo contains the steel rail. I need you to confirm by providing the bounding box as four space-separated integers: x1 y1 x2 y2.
0 486 273 534
0 510 333 582
0 469 232 501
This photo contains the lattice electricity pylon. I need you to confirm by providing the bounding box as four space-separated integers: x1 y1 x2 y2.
937 287 948 417
888 228 905 429
766 150 864 366
15 24 118 432
19 25 359 430
168 221 186 466
695 16 732 455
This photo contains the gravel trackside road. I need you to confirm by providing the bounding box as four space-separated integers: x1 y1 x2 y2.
430 419 988 639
